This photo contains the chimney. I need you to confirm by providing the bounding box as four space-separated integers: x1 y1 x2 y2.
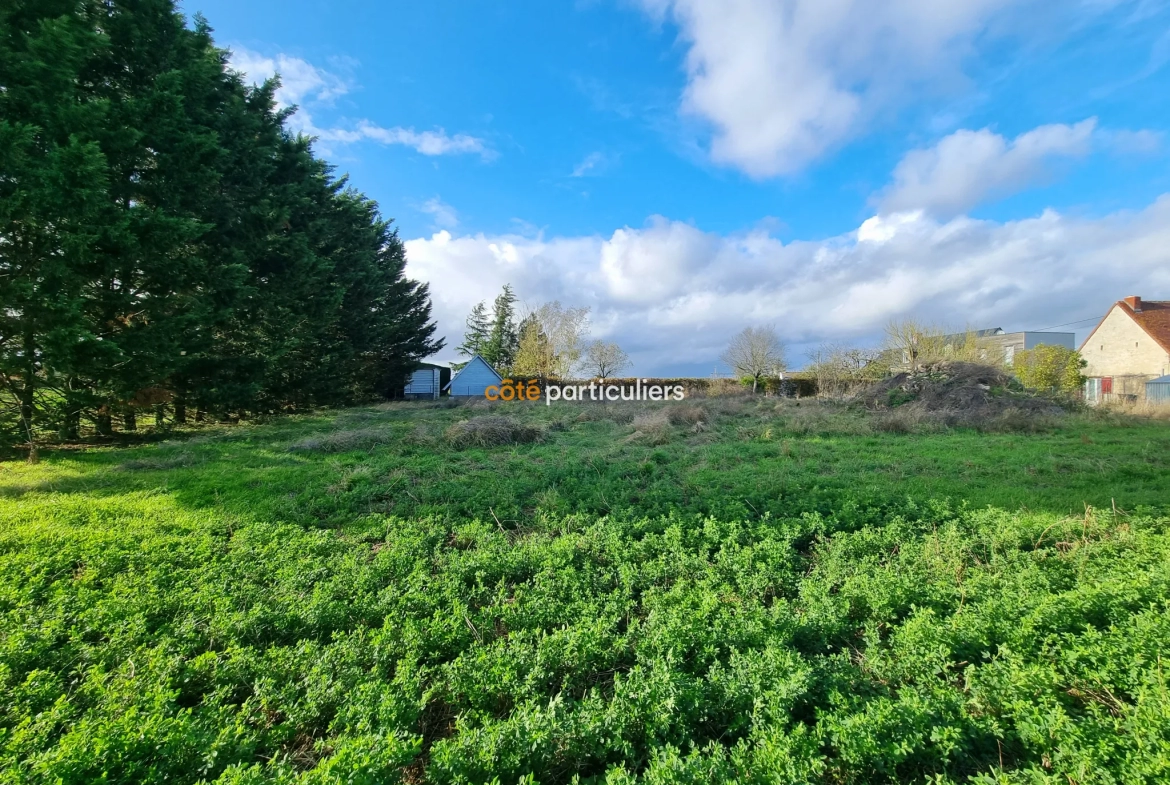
1123 295 1142 312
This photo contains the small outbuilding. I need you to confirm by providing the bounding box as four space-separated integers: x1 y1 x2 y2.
403 362 451 400
1146 374 1170 406
444 354 502 398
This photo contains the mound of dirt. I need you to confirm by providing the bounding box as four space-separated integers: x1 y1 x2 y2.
857 361 1068 428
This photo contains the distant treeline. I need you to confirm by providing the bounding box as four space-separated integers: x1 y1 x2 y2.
1 0 442 440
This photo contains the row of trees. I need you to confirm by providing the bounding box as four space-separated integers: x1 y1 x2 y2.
454 299 1084 397
808 319 1085 396
1 0 441 442
720 320 1084 397
457 287 631 379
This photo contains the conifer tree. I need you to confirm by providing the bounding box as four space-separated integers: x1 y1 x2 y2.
0 0 443 440
458 302 490 358
482 284 519 371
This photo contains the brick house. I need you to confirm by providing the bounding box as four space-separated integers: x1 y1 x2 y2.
1080 296 1170 403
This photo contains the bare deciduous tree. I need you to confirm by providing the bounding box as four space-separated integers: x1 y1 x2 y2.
882 319 947 373
513 301 590 378
721 326 785 393
808 342 888 398
883 319 994 372
583 340 631 380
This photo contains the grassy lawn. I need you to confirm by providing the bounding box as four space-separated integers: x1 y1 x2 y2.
1 398 1169 783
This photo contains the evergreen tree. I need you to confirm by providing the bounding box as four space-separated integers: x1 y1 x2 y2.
0 0 116 441
457 302 490 358
482 284 519 371
0 0 443 441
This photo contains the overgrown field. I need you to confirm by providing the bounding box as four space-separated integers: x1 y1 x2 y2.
2 398 1169 784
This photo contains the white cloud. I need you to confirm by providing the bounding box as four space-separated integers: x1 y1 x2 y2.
406 196 1170 372
638 0 1032 177
1100 128 1162 155
420 197 459 229
228 47 491 158
227 47 350 109
571 151 608 177
356 123 490 157
878 119 1098 216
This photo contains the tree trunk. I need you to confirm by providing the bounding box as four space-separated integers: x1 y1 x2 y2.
123 408 137 431
59 408 80 441
95 408 113 436
18 382 34 438
19 328 36 439
154 403 167 430
752 375 759 394
174 398 187 424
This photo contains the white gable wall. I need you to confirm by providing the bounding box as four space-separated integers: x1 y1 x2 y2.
1081 306 1170 378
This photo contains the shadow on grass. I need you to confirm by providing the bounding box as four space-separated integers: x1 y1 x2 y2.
2 402 1168 534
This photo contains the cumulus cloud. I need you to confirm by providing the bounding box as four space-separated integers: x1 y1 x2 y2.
878 119 1098 216
638 0 1033 177
406 197 1170 372
227 47 490 158
227 47 350 108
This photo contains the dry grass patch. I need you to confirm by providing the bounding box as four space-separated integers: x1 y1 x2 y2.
666 404 707 426
1098 400 1170 421
574 405 635 424
287 427 398 453
443 416 543 449
627 411 674 445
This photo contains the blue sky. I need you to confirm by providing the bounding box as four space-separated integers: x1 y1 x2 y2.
189 0 1170 374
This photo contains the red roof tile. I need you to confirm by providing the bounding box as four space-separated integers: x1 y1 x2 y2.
1119 299 1170 354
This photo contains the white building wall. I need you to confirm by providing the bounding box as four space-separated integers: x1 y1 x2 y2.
1081 307 1170 378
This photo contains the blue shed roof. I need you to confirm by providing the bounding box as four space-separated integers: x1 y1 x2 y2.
1147 375 1170 384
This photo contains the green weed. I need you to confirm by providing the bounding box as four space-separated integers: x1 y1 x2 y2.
1 401 1168 783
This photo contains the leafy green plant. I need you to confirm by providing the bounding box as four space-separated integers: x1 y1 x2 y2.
1013 346 1087 395
2 400 1169 783
887 388 917 407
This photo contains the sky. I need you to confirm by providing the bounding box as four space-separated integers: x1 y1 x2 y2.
189 0 1170 375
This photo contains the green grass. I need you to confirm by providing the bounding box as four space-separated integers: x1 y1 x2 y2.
1 398 1169 784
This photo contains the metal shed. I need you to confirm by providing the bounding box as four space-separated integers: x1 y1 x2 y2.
403 362 451 400
1146 374 1170 405
444 354 503 398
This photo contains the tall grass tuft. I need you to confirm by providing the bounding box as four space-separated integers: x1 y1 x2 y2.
443 416 543 448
